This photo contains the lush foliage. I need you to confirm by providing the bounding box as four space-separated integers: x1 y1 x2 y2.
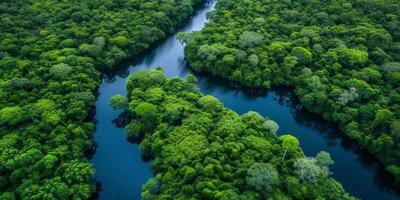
0 0 201 199
180 0 400 182
117 69 355 199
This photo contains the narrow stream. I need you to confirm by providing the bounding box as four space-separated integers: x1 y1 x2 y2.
90 1 400 199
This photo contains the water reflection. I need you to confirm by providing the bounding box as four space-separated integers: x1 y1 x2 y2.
92 0 400 199
191 71 400 199
90 2 216 200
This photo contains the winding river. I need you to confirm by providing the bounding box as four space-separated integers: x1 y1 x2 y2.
90 1 400 199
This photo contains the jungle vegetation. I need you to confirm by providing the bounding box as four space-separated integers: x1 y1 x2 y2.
0 0 202 199
112 69 355 199
179 0 400 183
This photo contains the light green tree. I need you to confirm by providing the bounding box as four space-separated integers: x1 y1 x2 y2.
246 162 279 192
110 95 128 110
238 31 264 48
294 157 323 183
0 106 23 125
49 63 72 79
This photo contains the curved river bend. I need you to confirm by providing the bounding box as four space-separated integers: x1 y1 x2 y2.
90 1 400 199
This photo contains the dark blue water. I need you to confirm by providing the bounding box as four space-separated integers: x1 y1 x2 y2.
90 1 400 199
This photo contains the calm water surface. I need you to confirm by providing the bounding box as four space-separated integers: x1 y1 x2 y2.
90 1 400 199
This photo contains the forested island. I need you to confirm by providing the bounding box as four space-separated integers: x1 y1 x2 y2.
0 0 201 199
179 0 400 183
111 69 355 199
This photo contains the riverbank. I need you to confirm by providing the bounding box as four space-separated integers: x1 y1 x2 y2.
90 0 400 199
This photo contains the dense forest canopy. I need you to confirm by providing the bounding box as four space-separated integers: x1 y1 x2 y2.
179 0 400 183
0 0 202 199
113 69 355 199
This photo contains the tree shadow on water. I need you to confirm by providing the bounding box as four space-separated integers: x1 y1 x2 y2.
271 87 400 195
